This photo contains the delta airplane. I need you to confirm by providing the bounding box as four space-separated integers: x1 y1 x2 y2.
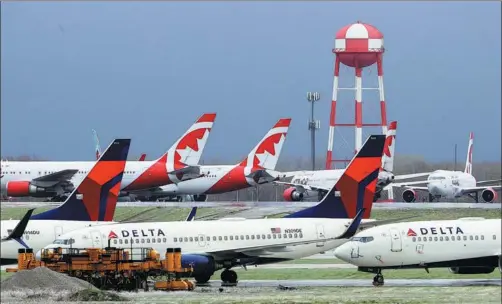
395 132 501 203
133 118 293 202
42 135 409 285
0 138 131 265
93 129 146 161
334 217 501 286
0 113 216 202
276 122 431 202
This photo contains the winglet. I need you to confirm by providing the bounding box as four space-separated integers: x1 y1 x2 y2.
186 207 197 221
335 208 365 239
3 209 35 241
31 139 131 221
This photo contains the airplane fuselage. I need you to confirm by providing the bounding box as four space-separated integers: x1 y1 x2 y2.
426 170 477 199
0 219 115 264
335 219 501 270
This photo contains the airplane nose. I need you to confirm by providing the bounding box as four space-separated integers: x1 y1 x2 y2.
334 244 351 262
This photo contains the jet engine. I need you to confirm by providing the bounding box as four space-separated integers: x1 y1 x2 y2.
283 187 303 201
181 254 223 283
481 188 497 203
449 266 495 274
402 189 417 203
6 181 57 197
192 194 207 202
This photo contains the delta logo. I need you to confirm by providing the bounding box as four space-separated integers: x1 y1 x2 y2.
407 227 464 237
407 229 417 237
108 231 118 239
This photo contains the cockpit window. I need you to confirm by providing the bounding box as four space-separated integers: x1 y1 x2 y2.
350 236 374 243
52 238 74 245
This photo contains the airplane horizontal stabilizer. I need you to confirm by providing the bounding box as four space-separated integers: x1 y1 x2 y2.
169 165 203 181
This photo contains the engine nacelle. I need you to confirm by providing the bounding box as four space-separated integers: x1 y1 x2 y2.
6 181 57 197
283 187 304 201
449 266 495 274
192 194 208 202
481 188 497 203
181 254 222 283
402 189 417 203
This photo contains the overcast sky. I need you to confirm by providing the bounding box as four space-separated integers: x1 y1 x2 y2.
2 2 500 165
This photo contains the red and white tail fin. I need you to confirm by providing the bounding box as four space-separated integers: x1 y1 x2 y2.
464 132 474 175
92 129 102 160
138 154 147 161
238 118 291 170
381 121 397 172
159 113 216 171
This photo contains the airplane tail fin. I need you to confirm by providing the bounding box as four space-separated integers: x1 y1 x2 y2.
138 154 147 161
238 118 291 170
92 129 102 160
464 132 473 175
381 121 397 172
31 139 131 221
285 135 385 219
157 113 216 171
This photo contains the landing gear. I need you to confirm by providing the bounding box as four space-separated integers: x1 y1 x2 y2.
372 273 384 287
221 269 238 285
194 275 211 284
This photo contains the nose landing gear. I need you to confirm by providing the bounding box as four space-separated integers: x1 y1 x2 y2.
372 272 384 287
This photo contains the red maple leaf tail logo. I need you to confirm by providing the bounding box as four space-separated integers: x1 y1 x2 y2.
407 228 417 237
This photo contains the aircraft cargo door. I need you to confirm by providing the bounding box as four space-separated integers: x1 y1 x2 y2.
390 228 402 252
316 224 325 247
91 231 102 248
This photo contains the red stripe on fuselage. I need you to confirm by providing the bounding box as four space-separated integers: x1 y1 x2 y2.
205 165 252 194
123 154 180 191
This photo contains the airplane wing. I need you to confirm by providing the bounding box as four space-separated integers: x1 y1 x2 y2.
460 185 502 194
203 209 365 259
391 180 430 188
31 169 79 188
476 179 502 186
393 172 432 180
273 181 329 193
2 209 34 242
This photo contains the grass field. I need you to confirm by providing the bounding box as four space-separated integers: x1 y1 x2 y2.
1 206 501 221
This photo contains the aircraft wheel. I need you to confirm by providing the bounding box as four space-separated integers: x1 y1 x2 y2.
372 274 384 287
221 269 238 284
195 274 212 284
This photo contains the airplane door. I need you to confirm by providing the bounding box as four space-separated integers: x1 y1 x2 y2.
90 231 102 248
198 234 206 247
54 226 63 239
389 228 402 252
316 224 326 247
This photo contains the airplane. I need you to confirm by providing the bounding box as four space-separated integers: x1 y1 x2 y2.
0 113 216 202
41 134 411 285
93 129 146 161
394 132 501 203
0 138 131 265
276 121 431 202
133 118 293 202
334 217 501 286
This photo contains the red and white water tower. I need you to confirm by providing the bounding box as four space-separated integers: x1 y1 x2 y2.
325 21 388 169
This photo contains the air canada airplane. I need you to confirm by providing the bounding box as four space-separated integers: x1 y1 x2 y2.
0 138 131 265
394 132 501 203
334 217 501 286
42 135 409 285
0 113 216 201
276 122 431 202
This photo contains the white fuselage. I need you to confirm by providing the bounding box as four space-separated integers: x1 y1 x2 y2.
334 219 501 268
44 218 376 263
154 165 282 196
0 161 153 192
1 220 116 263
426 170 477 199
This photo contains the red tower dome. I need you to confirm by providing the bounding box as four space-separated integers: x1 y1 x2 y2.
326 21 388 169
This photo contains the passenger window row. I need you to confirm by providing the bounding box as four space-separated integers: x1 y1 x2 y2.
412 234 493 243
111 233 305 246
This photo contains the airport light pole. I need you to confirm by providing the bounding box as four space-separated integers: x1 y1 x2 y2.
307 92 321 171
